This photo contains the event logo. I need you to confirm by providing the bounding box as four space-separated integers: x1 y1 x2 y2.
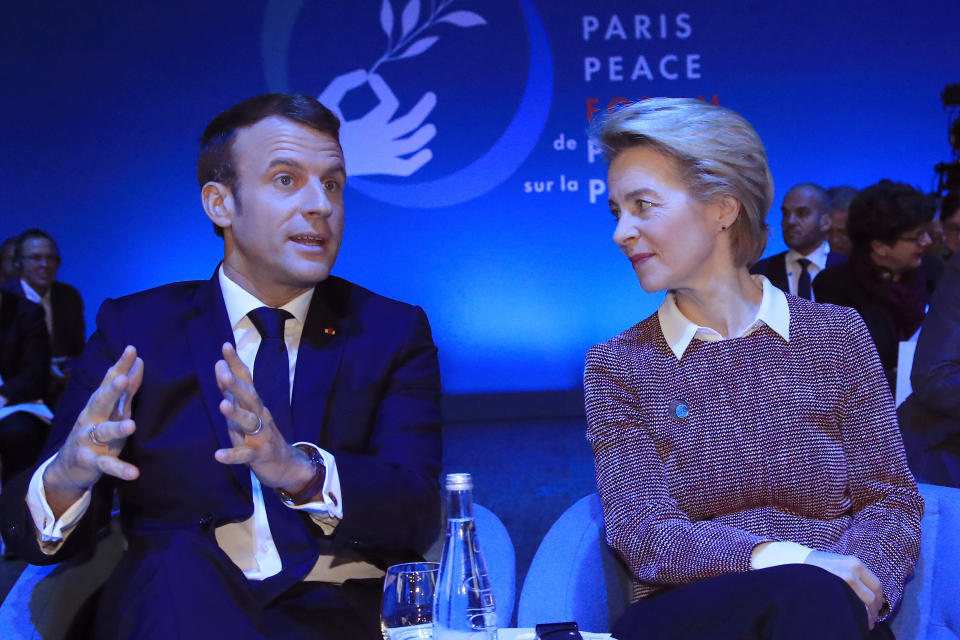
261 0 553 208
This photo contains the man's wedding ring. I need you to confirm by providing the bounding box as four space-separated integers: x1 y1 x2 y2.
250 416 264 436
89 423 106 446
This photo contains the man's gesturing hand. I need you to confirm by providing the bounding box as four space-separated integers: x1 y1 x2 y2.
213 343 314 494
805 550 886 629
43 346 143 518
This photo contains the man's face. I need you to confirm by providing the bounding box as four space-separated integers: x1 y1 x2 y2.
0 243 19 281
219 116 345 303
19 237 60 294
781 186 830 255
943 210 960 255
828 208 852 257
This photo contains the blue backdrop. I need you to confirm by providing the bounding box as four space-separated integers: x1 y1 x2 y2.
2 0 959 393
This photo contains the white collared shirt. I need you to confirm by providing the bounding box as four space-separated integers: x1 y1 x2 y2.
658 275 791 361
26 268 384 582
784 241 831 299
656 274 813 568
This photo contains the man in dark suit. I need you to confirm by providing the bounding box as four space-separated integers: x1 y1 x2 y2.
2 229 86 406
0 289 51 487
898 248 960 488
750 183 844 299
0 94 442 639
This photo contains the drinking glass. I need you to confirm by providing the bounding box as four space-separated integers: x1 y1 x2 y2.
381 561 439 640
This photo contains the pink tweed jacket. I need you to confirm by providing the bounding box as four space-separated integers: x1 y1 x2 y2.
584 296 922 619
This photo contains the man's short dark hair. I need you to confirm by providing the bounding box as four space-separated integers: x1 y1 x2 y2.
1 236 18 256
15 228 60 260
197 94 341 237
847 180 935 250
787 182 832 215
940 190 960 223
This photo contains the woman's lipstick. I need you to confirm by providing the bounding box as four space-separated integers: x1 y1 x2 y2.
630 252 654 265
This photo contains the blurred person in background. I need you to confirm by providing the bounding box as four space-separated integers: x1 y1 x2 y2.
897 247 960 489
2 229 85 408
826 185 858 258
0 288 51 489
750 182 842 299
0 237 19 283
938 190 960 260
815 180 943 390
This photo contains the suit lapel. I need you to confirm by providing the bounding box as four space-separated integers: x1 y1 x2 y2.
185 271 248 489
775 253 791 293
291 279 346 445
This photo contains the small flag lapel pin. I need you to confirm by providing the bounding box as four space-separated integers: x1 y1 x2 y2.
324 327 337 335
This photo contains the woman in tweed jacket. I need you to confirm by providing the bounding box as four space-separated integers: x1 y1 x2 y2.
585 98 922 640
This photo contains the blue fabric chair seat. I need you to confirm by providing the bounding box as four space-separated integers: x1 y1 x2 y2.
518 484 960 639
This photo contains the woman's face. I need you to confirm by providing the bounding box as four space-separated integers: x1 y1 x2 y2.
874 225 931 274
608 145 726 293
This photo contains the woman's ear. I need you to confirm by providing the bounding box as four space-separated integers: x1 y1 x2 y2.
714 195 741 231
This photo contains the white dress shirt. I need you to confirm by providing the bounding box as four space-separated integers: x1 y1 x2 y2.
657 275 814 568
26 267 384 582
784 241 831 299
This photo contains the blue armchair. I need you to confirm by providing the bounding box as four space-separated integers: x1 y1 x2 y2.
517 484 960 639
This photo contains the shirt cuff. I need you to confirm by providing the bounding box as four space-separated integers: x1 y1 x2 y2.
285 443 343 535
26 454 92 555
751 540 814 569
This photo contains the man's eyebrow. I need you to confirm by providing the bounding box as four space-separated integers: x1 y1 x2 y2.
266 157 303 170
265 158 346 177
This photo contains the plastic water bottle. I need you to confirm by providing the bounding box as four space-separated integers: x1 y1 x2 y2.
433 473 497 640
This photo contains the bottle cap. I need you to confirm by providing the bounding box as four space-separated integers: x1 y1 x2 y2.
445 472 473 490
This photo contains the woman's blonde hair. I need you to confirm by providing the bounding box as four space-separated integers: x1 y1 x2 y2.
597 98 773 266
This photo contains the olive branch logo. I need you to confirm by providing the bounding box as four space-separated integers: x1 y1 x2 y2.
371 0 487 73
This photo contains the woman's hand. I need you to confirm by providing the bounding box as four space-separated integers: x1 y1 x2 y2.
804 550 885 629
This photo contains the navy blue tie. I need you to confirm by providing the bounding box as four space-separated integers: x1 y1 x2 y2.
246 307 318 602
247 307 294 438
797 258 813 300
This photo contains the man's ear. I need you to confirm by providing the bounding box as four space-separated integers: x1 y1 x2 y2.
202 182 236 232
818 213 832 232
870 238 889 258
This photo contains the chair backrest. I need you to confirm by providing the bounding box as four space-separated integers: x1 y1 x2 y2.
518 485 960 639
516 493 630 630
890 483 960 640
474 503 517 628
0 520 126 639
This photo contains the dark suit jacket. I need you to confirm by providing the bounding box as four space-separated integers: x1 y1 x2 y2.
814 256 943 390
2 279 85 359
749 249 845 294
0 291 50 404
898 251 960 487
0 272 442 625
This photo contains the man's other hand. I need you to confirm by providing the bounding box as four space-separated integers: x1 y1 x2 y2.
213 343 314 494
43 346 143 518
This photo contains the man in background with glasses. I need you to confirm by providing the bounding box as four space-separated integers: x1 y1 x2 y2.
2 229 85 407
